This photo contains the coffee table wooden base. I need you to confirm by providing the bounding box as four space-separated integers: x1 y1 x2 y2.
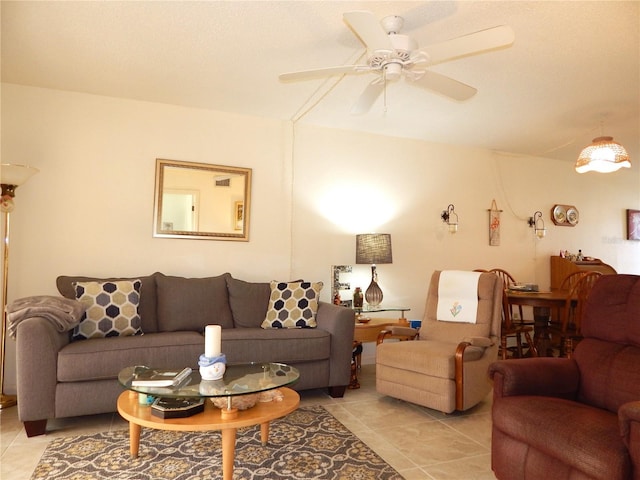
117 388 300 480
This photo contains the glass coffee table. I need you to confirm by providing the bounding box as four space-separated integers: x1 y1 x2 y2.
117 362 300 480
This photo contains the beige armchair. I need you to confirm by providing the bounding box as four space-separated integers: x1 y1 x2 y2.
376 270 502 413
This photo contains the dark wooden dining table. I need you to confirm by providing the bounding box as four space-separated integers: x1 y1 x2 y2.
506 289 570 356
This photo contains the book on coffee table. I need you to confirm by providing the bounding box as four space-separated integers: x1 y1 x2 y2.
151 397 205 419
131 367 192 387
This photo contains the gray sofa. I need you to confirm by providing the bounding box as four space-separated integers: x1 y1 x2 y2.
15 272 355 436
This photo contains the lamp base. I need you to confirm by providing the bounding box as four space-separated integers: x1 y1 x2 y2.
365 280 383 307
0 393 17 409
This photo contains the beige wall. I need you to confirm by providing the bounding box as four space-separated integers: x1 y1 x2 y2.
2 83 639 392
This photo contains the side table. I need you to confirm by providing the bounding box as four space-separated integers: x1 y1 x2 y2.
354 305 411 323
350 316 412 389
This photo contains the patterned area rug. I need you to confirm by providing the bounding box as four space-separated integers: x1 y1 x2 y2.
31 405 403 480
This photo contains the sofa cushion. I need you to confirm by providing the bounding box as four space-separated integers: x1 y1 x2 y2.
377 339 486 379
225 277 271 328
156 273 233 332
57 274 159 333
493 395 630 479
261 281 323 329
58 332 205 382
57 329 331 383
226 276 305 328
582 274 640 346
574 338 640 413
221 328 330 363
71 280 142 340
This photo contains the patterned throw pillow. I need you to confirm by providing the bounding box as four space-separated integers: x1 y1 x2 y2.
71 280 142 340
261 281 323 329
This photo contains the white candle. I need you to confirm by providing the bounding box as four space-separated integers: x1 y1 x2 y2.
205 325 221 357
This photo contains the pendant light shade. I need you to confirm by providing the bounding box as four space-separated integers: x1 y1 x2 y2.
575 136 631 173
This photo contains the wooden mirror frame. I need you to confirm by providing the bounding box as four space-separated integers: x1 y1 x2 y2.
153 159 252 241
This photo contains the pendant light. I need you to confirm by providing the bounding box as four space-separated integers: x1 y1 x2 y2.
575 136 631 173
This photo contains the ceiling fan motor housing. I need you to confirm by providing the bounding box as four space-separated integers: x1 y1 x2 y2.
383 62 403 80
369 34 418 80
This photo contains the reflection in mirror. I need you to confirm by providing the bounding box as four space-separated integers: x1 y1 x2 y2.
153 159 251 241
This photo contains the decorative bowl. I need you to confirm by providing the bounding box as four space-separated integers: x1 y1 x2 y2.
210 394 258 410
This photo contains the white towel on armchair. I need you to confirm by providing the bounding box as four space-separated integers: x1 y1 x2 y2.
436 270 481 323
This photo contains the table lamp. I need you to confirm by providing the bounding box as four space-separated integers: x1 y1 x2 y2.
355 233 392 307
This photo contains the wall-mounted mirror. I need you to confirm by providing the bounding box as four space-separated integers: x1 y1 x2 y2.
153 159 252 241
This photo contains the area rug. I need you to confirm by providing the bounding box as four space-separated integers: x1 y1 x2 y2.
31 405 403 480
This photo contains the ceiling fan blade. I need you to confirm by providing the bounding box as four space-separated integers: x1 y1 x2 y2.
344 11 393 52
350 79 385 115
410 70 477 101
279 65 366 82
423 25 515 66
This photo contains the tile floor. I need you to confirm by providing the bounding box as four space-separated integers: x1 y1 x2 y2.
1 365 497 479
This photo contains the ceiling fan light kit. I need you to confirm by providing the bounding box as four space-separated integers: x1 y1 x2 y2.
575 136 631 173
279 10 515 114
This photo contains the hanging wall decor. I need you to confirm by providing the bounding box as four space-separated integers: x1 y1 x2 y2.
551 204 579 226
488 199 502 246
627 209 640 240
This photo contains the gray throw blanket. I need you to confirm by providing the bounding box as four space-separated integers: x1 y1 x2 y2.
6 296 86 338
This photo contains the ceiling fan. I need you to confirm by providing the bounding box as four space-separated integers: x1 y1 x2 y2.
279 11 515 114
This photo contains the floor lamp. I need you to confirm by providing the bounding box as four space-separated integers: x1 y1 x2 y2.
1 164 39 409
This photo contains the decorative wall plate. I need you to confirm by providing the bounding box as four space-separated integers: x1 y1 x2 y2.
552 205 566 225
551 204 578 226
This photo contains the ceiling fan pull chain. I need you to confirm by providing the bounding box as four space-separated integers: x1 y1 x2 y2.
383 70 388 114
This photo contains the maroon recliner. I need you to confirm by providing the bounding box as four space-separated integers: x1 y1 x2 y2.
489 274 640 480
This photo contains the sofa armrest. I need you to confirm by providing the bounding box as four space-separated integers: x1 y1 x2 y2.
619 402 640 459
16 317 70 422
315 302 355 388
489 357 580 400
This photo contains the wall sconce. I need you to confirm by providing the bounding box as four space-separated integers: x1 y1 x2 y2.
528 211 546 238
441 204 458 233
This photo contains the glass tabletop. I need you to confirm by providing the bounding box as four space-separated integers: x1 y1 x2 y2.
118 362 299 398
354 305 411 314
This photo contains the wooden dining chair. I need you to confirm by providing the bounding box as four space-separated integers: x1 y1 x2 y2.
548 271 589 332
560 270 590 290
549 271 602 358
488 268 528 325
476 269 537 359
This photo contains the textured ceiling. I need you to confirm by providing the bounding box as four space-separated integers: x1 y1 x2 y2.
2 1 639 164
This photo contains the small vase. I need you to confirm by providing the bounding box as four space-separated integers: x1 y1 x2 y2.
365 266 383 306
365 281 383 306
353 287 363 308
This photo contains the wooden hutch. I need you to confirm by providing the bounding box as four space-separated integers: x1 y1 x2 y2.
550 256 617 290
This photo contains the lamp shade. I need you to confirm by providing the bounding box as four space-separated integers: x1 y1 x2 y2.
575 137 631 173
355 234 392 265
1 164 39 187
